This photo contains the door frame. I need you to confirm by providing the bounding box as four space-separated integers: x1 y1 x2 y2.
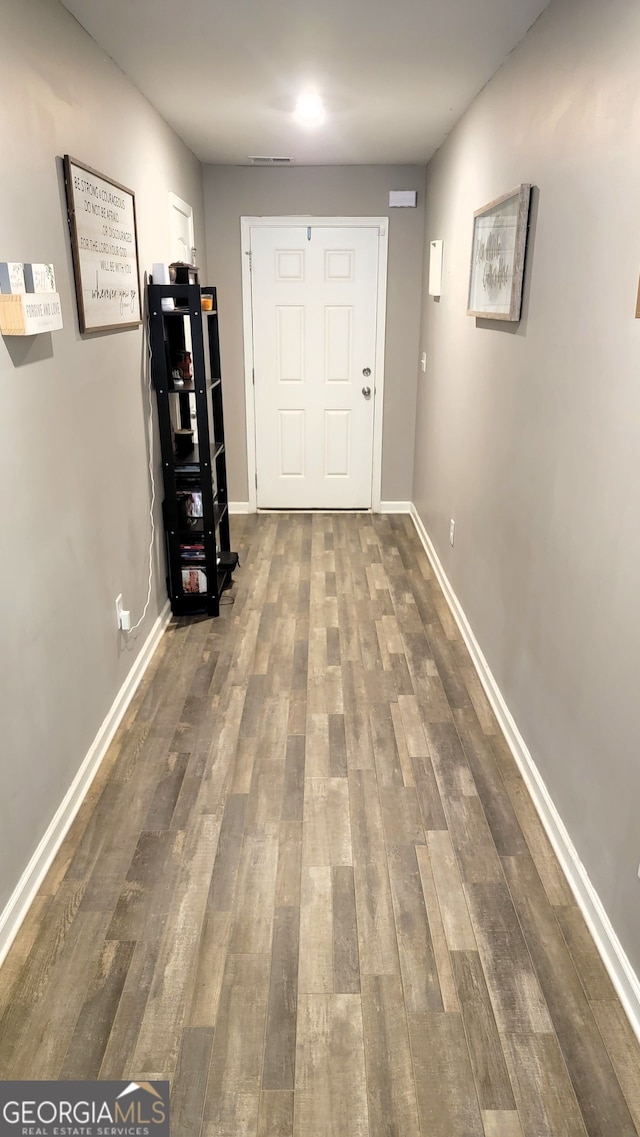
240 216 389 512
169 191 195 263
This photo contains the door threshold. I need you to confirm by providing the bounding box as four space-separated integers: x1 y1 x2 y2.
256 507 372 514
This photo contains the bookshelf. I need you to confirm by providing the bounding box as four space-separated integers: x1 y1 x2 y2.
148 282 236 616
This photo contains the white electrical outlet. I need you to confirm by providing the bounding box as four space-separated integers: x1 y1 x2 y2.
115 594 123 628
420 352 427 373
449 519 455 546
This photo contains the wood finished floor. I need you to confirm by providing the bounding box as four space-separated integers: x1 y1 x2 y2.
1 513 639 1137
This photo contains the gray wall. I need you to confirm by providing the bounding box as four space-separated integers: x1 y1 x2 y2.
203 165 426 503
414 0 640 971
0 0 205 917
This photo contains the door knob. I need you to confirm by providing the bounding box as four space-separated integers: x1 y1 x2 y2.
362 386 372 398
363 367 371 377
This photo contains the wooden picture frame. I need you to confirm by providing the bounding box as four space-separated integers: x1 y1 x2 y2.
63 155 141 333
467 184 531 321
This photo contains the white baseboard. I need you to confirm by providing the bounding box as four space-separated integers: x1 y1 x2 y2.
379 501 411 513
229 502 253 514
409 504 640 1044
0 601 172 969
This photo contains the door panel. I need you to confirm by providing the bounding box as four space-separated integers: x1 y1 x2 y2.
324 410 351 477
325 307 353 383
276 249 305 280
325 249 354 280
251 225 379 509
277 306 305 382
279 410 305 477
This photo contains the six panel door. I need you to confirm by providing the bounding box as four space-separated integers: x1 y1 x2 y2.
251 225 380 509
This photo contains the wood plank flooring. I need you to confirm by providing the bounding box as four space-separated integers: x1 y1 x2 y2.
0 512 639 1137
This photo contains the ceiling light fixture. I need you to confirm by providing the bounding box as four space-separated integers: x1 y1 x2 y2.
294 90 326 127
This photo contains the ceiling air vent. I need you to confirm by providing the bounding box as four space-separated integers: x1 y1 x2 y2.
248 156 294 165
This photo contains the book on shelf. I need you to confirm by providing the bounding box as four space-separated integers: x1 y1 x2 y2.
182 567 207 594
176 490 203 517
176 472 201 489
180 542 205 562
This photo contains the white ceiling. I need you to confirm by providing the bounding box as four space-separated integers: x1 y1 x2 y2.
61 0 549 166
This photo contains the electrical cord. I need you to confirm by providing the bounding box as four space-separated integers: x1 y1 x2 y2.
128 311 156 633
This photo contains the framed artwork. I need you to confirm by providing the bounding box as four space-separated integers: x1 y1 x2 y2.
63 155 141 333
467 184 531 321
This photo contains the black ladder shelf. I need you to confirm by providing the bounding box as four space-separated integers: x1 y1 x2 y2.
148 282 236 616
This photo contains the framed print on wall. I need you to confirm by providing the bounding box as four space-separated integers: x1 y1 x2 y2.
63 155 141 333
467 184 531 321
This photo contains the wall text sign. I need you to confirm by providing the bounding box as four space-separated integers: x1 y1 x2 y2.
64 155 141 333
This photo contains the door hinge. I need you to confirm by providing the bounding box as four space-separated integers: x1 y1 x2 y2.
245 249 253 270
255 472 258 488
252 368 255 386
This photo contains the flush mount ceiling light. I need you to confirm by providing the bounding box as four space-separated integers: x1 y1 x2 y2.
294 90 326 127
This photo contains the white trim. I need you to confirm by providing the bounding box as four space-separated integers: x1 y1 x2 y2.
229 502 409 516
0 601 171 969
168 191 193 215
370 225 388 514
240 216 389 513
240 222 257 512
379 501 411 514
168 191 195 262
230 502 411 515
409 503 640 1044
256 508 370 514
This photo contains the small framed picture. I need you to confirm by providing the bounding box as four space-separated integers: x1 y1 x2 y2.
467 184 531 321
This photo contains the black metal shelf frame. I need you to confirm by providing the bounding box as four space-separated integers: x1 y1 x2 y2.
148 283 235 616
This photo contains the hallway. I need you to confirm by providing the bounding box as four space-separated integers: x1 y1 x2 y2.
0 512 638 1136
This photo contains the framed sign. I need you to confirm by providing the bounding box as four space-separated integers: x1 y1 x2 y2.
63 155 141 333
467 184 531 321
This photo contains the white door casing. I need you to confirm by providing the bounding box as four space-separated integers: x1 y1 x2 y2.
241 217 388 512
169 192 195 265
168 193 197 429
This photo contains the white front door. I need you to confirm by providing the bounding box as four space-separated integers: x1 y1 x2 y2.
250 224 381 509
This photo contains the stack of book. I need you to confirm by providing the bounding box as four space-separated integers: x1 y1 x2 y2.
180 542 205 563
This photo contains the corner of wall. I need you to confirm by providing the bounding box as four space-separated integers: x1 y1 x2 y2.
409 503 640 1045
